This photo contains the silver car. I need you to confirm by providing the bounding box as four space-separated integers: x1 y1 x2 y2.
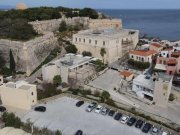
100 107 109 115
86 102 97 112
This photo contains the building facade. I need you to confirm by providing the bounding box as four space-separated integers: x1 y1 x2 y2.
42 54 96 85
0 81 37 110
149 43 163 53
132 73 172 106
88 19 122 29
129 50 157 63
73 28 139 64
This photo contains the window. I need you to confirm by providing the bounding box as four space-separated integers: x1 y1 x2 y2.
89 39 91 44
131 55 134 58
75 38 77 42
83 39 85 43
32 100 34 103
103 41 105 45
31 92 33 96
95 40 97 45
79 38 81 42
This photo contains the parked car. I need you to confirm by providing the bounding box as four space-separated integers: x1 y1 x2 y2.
100 107 109 115
75 130 83 135
108 110 115 116
34 106 46 112
127 117 137 126
86 102 97 112
135 119 144 128
94 105 103 113
114 112 122 120
151 127 159 135
120 115 129 124
161 131 169 135
142 123 152 133
76 101 84 107
0 106 6 112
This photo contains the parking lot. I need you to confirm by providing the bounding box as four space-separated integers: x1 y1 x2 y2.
21 97 157 135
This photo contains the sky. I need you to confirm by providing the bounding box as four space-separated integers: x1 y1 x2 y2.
0 0 180 9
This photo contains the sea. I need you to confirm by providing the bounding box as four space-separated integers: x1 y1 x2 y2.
98 9 180 41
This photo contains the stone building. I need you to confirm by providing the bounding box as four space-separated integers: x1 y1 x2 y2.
73 28 139 64
88 19 122 29
42 54 96 85
0 81 37 110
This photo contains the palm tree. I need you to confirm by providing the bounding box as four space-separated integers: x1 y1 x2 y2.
100 48 106 63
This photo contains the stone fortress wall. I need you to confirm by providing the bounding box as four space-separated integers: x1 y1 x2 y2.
29 17 90 34
0 32 57 76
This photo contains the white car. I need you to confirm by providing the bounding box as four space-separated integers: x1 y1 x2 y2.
120 115 129 124
94 105 103 113
161 131 168 135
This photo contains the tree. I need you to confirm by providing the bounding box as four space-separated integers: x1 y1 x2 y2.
0 50 5 69
100 48 106 63
55 130 62 135
82 51 92 56
169 93 175 101
65 44 78 53
59 20 67 32
9 49 16 73
101 91 110 102
53 75 62 86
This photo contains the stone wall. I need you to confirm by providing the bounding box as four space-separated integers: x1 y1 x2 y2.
0 32 58 76
29 17 90 34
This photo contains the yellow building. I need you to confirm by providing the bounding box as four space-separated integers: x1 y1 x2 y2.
0 81 37 110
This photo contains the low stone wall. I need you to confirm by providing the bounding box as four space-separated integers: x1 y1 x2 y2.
0 32 58 75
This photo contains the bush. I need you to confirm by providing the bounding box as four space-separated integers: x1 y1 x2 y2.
65 44 78 54
106 98 117 107
2 112 22 128
101 91 110 102
169 93 175 101
128 59 150 70
53 75 62 86
37 83 62 100
82 51 92 57
81 89 92 96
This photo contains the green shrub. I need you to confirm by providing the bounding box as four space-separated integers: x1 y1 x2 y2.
82 51 92 56
94 90 100 97
128 59 150 70
65 44 78 54
169 93 175 101
106 98 117 107
81 89 92 96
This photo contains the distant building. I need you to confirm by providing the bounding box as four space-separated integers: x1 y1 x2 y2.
42 54 96 85
0 81 37 110
132 73 172 107
129 50 157 63
120 70 134 81
73 28 139 64
16 3 28 10
89 19 122 29
149 43 163 53
160 48 173 58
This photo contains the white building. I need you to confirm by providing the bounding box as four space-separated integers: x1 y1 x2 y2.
133 73 172 106
73 28 139 64
0 81 37 110
129 50 157 63
42 54 96 84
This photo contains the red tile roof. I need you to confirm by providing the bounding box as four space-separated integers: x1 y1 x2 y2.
150 43 162 48
120 71 133 77
163 48 173 51
129 50 157 57
172 51 180 56
167 59 177 65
